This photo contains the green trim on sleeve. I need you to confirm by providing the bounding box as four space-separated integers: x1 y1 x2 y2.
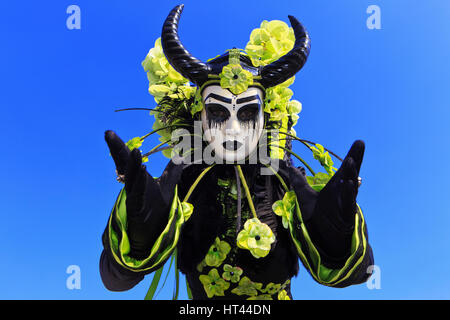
268 167 369 287
107 185 188 272
289 201 368 286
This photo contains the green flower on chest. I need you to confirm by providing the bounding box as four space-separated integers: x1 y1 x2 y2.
199 268 230 298
205 237 231 267
222 264 243 283
237 218 275 258
231 276 263 296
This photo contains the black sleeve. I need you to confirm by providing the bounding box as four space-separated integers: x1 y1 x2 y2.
99 161 184 292
278 163 375 287
99 249 145 291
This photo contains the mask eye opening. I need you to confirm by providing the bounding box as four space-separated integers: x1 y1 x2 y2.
237 103 261 132
237 103 259 121
205 103 230 128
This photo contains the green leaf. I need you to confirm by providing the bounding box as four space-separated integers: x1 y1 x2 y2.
245 19 294 67
313 172 331 184
144 266 164 300
172 252 180 300
306 172 332 192
272 200 285 216
186 279 193 300
154 252 175 298
125 137 142 151
316 144 325 153
180 202 193 222
284 191 297 204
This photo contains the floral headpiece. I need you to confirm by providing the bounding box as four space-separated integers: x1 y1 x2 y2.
137 4 310 159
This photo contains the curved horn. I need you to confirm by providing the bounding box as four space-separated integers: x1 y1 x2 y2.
260 15 311 88
161 4 210 86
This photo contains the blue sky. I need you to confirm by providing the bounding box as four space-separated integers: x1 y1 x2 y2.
1 0 450 299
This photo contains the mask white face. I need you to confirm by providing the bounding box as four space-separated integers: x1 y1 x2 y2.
201 85 265 163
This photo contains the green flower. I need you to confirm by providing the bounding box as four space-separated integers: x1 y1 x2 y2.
237 218 275 258
174 84 196 100
278 290 291 300
258 68 296 125
222 264 243 283
310 144 337 175
205 238 231 267
245 20 295 67
219 64 254 95
142 38 195 105
148 82 196 103
231 277 263 296
148 83 174 101
287 100 302 126
262 282 282 295
264 85 293 121
142 38 187 86
272 190 297 229
287 99 302 114
199 268 230 298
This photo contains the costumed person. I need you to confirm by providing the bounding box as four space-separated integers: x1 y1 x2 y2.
100 4 374 300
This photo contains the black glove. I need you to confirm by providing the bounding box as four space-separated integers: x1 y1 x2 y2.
280 140 365 268
105 130 184 259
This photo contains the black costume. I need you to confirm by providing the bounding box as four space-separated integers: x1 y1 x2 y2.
100 5 374 300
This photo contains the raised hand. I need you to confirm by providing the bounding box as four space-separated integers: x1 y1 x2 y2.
104 130 186 258
105 131 147 219
105 130 130 180
316 140 365 226
281 140 365 265
105 130 146 203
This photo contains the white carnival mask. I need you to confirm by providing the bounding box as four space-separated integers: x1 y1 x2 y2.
201 85 265 163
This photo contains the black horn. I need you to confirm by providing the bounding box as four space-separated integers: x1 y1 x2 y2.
161 4 210 86
260 15 311 88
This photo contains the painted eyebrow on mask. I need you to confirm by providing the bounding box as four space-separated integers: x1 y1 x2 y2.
204 93 232 104
236 95 261 105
